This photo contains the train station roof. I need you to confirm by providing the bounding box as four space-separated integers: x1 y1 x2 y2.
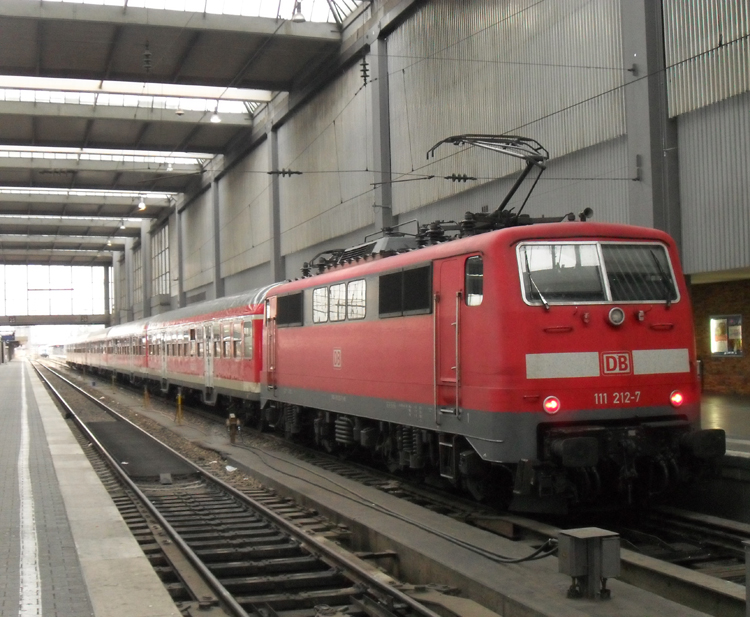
0 0 361 265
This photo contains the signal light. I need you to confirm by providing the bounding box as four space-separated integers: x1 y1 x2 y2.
670 391 684 407
543 396 561 414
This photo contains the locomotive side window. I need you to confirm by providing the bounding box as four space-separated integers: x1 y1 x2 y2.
312 288 328 323
403 266 431 314
379 265 432 317
465 256 483 306
329 284 347 322
277 292 303 326
347 280 366 320
243 320 253 359
601 244 678 303
378 272 402 317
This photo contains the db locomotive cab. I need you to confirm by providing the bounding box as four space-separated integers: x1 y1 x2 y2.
511 232 725 511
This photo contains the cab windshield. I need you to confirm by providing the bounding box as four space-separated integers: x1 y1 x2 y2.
518 242 678 305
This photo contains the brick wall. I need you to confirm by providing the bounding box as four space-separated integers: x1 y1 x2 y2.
690 280 750 394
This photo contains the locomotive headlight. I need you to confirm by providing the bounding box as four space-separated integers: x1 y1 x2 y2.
543 396 561 414
608 307 626 326
670 390 684 407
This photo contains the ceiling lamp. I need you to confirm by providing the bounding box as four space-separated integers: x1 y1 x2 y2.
138 197 146 211
292 1 305 22
120 220 126 229
107 239 112 246
210 110 221 123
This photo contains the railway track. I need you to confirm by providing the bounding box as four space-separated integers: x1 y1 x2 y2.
46 361 749 617
34 362 463 617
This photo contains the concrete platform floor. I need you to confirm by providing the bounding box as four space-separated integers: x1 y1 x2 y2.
0 359 179 617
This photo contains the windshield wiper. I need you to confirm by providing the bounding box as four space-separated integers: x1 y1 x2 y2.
524 250 549 310
650 250 673 308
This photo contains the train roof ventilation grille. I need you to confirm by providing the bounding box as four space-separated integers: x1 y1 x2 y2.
338 242 377 262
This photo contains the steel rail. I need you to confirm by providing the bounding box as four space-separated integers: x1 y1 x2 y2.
37 362 445 617
32 363 251 617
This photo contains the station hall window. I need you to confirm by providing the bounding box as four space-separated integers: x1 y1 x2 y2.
710 315 743 357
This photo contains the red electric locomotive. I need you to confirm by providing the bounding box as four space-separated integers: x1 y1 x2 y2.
259 136 724 511
261 219 724 511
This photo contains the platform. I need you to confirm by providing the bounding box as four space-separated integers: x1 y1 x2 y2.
0 359 179 617
702 393 750 456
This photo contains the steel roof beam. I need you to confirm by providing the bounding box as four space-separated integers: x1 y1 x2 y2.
0 101 252 126
0 1 339 41
0 248 113 262
0 193 171 207
0 157 201 175
0 235 127 248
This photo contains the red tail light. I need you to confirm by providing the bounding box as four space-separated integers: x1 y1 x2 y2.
543 396 561 414
670 391 684 407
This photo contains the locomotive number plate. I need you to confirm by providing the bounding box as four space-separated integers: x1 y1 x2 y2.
594 391 641 406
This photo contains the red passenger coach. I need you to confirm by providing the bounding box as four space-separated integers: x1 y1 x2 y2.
262 220 725 511
67 285 278 406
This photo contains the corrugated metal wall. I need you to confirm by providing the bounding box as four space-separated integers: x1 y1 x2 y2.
679 90 750 274
386 0 625 215
277 63 375 256
663 0 749 117
181 190 215 292
218 141 271 279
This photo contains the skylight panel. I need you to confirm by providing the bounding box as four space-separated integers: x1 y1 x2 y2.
0 146 211 167
22 0 363 24
0 187 175 199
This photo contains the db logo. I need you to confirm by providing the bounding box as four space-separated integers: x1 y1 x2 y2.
333 348 342 369
601 351 632 375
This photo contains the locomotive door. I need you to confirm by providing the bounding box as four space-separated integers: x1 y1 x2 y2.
434 257 463 420
204 323 214 390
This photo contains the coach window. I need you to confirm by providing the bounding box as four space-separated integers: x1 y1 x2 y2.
329 283 347 322
197 328 203 358
222 323 231 358
347 280 366 320
312 287 328 323
233 322 242 358
243 320 253 359
189 328 196 357
213 323 221 357
465 256 484 306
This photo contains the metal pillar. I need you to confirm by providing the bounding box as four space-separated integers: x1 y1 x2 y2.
211 179 225 299
267 127 284 282
620 0 682 245
368 37 394 231
140 220 152 318
177 208 186 308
